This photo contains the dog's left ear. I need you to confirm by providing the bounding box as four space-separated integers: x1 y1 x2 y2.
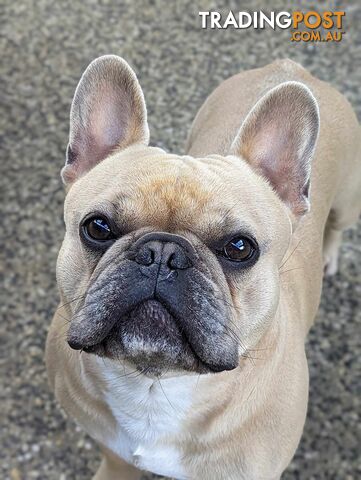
230 81 319 217
62 55 149 184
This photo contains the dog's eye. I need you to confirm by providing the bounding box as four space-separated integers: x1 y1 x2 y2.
82 216 115 243
222 236 256 262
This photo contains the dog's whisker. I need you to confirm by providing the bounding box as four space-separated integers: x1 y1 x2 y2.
215 198 244 231
157 377 181 417
56 293 87 311
279 267 304 275
279 239 303 270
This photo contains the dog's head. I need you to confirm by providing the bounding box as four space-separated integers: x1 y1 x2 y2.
57 56 319 375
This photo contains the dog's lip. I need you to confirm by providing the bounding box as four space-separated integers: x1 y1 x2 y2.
80 298 178 348
78 300 232 373
150 300 238 372
83 340 225 374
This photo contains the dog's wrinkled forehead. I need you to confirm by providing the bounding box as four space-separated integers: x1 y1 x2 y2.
64 144 290 252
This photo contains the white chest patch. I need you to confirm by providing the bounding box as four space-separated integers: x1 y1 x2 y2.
91 358 199 479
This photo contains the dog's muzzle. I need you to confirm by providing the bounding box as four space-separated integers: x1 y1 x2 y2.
67 231 239 374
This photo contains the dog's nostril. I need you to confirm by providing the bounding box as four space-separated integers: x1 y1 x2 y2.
167 251 192 270
135 246 155 266
167 253 177 270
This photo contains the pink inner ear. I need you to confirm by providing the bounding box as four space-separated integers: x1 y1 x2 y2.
254 122 305 205
91 86 131 150
65 86 137 180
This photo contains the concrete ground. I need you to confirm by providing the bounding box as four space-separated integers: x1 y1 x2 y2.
1 1 360 479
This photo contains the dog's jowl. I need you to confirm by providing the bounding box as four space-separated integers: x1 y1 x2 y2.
46 56 361 480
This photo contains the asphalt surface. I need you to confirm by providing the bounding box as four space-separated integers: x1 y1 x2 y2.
1 1 360 479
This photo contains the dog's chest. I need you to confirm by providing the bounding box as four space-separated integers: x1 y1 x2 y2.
98 364 198 479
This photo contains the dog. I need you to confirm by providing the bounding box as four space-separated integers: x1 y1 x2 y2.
46 56 361 479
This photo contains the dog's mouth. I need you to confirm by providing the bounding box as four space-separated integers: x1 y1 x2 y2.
80 299 219 375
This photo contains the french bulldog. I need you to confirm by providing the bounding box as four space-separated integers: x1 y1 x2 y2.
46 56 361 480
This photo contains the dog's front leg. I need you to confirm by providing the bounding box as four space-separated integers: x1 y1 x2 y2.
93 446 142 480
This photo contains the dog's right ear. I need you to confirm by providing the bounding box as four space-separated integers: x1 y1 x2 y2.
62 55 149 184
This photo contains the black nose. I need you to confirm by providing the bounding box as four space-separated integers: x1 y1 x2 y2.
134 232 194 272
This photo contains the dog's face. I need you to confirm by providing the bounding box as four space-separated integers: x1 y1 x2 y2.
57 56 319 376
